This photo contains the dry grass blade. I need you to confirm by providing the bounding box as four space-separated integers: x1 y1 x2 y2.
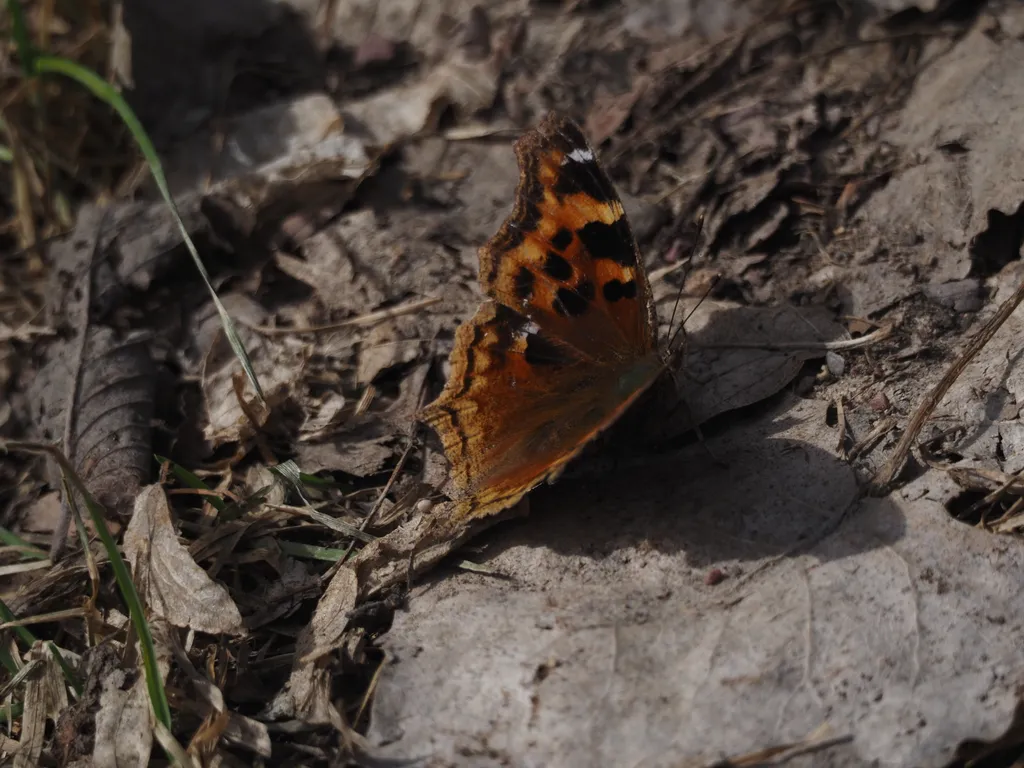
0 0 134 250
0 607 84 630
847 416 896 461
0 323 55 342
708 729 854 767
152 719 196 767
0 559 50 577
0 657 40 701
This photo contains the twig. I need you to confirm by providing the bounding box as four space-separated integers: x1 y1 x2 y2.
245 296 440 336
834 396 848 459
0 323 55 342
848 416 896 460
706 324 892 353
871 272 1024 493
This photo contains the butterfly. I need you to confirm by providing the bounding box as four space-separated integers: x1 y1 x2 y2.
420 113 665 520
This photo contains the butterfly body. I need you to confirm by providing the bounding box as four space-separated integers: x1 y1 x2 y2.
421 114 662 519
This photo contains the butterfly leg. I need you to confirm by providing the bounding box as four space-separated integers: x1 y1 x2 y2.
692 422 727 467
656 386 727 467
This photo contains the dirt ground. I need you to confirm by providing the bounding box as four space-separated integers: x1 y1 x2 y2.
5 0 1024 765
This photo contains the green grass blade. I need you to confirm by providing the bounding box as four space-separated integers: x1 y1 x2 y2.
0 527 47 560
0 598 39 649
78 487 170 726
0 645 17 677
278 540 347 562
0 442 171 729
0 597 80 695
155 455 227 513
3 0 36 75
30 54 265 402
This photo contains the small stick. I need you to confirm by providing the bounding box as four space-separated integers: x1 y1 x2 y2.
871 272 1024 493
834 396 848 459
246 296 441 336
707 324 892 353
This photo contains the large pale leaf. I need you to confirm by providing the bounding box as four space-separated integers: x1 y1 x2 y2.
123 485 244 636
368 396 1024 766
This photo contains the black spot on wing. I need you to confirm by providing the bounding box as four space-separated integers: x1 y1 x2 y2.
543 252 573 281
603 278 637 302
487 305 523 364
550 227 573 251
437 404 467 456
553 160 617 203
555 286 589 317
489 157 545 262
524 333 574 366
513 200 542 251
514 267 535 302
552 118 589 150
576 218 636 266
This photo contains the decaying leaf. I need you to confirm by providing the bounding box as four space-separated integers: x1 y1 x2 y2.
267 565 357 723
280 210 389 314
123 485 244 636
92 664 149 768
28 208 156 519
367 396 1024 767
296 431 396 478
92 632 171 768
163 94 357 195
54 643 120 764
342 6 502 145
673 300 849 428
185 293 306 449
854 28 1024 303
15 644 68 768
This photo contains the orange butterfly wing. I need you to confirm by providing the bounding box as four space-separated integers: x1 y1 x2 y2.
421 114 662 519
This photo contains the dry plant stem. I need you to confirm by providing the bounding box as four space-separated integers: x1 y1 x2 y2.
755 734 855 767
247 296 441 336
709 324 892 352
872 274 1024 492
0 607 85 629
848 416 896 461
647 259 689 285
338 374 429 567
992 495 1024 531
0 560 50 576
968 469 1024 522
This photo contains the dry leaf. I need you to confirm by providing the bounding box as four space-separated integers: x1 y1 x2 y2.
93 632 171 768
367 396 1024 766
29 207 156 516
123 485 244 636
92 667 151 768
15 644 68 768
267 566 357 723
187 293 305 448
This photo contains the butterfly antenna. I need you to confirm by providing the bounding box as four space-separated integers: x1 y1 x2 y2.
665 212 707 358
667 272 720 370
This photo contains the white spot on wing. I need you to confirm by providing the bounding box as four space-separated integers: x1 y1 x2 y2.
565 147 594 165
512 320 541 346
